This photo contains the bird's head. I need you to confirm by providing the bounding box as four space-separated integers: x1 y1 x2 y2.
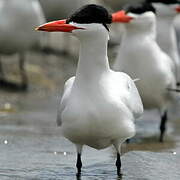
120 2 156 29
36 4 133 40
146 0 180 17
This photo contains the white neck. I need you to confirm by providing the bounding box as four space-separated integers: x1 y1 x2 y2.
75 32 110 84
117 20 160 69
123 22 156 42
156 16 179 62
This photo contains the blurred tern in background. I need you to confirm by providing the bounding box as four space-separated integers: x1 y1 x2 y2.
99 0 146 51
0 0 46 90
147 0 180 85
114 2 178 142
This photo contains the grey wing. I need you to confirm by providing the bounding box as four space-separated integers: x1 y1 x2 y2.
57 76 75 126
162 52 176 79
125 75 144 119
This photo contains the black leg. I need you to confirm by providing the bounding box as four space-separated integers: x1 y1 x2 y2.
126 139 130 144
116 153 122 177
159 111 168 142
0 58 4 78
19 53 28 90
76 153 82 178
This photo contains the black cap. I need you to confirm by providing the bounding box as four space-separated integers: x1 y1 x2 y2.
66 4 112 31
124 2 156 14
146 0 180 5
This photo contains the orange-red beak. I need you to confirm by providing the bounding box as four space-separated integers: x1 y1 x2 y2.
112 10 133 23
176 6 180 13
36 19 85 32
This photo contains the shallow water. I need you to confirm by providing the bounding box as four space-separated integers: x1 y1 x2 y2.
0 95 180 180
0 123 119 180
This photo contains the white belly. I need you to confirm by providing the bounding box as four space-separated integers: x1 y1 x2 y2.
61 100 135 149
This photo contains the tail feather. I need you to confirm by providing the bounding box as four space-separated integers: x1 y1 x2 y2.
133 78 140 82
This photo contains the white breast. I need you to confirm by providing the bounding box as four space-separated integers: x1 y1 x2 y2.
114 31 176 110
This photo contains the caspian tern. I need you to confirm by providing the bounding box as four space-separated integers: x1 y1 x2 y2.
147 0 180 84
37 4 143 177
114 2 177 142
0 0 45 90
